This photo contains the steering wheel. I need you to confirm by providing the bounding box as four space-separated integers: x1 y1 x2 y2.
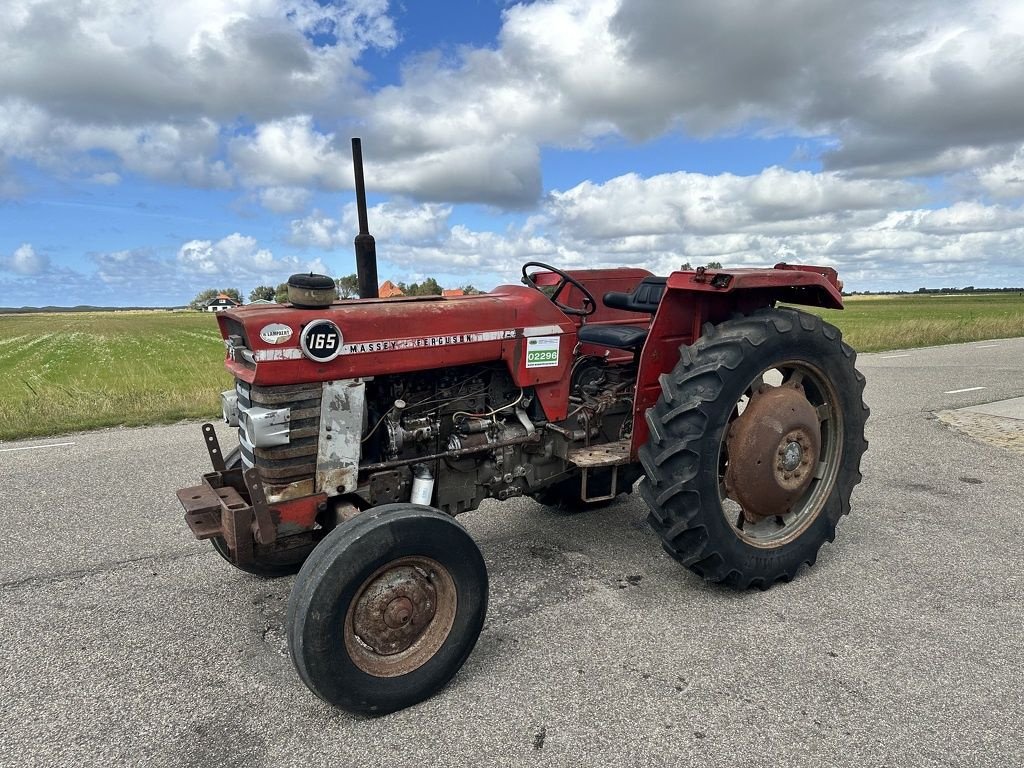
521 262 597 316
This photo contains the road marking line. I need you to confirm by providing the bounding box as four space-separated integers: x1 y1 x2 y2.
977 344 1000 348
0 441 75 453
945 387 986 394
881 354 910 358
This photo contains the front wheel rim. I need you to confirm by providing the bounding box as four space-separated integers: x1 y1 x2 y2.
344 556 458 678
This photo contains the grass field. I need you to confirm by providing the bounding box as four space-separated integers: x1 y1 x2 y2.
2 293 1023 441
812 292 1024 352
0 311 231 441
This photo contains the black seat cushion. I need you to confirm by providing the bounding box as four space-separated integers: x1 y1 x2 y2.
577 324 648 350
602 276 667 314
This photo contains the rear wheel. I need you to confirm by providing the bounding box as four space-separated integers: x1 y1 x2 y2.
287 503 488 714
639 307 868 589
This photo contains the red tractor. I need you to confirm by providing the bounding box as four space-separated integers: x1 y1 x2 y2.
176 140 868 715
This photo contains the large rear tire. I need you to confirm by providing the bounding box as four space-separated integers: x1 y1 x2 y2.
287 503 488 714
639 307 868 589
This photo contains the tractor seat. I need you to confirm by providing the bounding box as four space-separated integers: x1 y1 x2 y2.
577 324 648 350
576 276 667 351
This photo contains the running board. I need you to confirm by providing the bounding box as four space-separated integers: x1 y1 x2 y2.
566 439 632 503
566 439 632 468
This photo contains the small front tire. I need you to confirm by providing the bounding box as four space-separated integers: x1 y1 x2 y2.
287 503 488 714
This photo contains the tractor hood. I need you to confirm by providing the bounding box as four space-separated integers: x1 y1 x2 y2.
217 285 577 388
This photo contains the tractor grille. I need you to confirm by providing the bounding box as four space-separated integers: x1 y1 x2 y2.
236 380 323 485
221 316 248 346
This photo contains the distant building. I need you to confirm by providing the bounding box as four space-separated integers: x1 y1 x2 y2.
206 293 240 312
379 280 405 298
442 288 464 297
249 298 275 305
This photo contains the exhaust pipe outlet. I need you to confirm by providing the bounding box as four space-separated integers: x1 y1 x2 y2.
351 138 379 299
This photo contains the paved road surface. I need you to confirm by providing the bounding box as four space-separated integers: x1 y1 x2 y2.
2 339 1023 767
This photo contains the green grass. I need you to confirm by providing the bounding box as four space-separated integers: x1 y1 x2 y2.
2 293 1024 441
0 311 231 441
808 292 1024 353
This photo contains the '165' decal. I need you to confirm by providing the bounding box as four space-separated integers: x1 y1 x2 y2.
300 320 344 362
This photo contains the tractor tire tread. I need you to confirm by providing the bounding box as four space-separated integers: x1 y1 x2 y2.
639 307 868 590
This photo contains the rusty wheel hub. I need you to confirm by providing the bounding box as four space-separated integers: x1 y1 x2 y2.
351 565 438 656
345 556 457 677
724 381 821 522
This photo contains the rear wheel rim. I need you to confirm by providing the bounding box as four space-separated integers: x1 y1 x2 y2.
719 360 844 548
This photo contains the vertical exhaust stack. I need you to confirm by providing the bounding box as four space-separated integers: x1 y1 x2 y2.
351 138 379 299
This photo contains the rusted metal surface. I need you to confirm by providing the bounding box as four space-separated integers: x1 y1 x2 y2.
344 556 457 678
202 423 226 472
242 467 277 545
176 483 224 539
566 438 631 468
368 468 411 505
724 381 820 521
316 379 365 496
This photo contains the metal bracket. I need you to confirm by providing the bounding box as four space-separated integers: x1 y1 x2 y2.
202 423 225 472
243 467 277 545
581 465 619 503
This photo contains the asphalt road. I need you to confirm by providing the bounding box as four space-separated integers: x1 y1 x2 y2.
2 339 1023 768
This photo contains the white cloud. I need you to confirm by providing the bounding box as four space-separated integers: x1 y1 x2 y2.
0 0 395 123
230 116 351 189
173 233 325 280
309 167 1024 292
4 0 1024 209
977 146 1024 198
290 200 453 248
547 168 923 239
258 186 312 213
1 243 49 275
83 234 330 303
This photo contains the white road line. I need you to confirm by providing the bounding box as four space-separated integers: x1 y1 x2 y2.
0 441 75 453
881 354 910 359
944 387 986 394
977 344 1000 348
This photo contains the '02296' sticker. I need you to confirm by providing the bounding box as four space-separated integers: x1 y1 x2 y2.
300 320 344 362
525 336 560 368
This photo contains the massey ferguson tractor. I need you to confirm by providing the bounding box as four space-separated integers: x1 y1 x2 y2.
176 140 868 715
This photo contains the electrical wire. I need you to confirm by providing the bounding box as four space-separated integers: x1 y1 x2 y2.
452 389 524 422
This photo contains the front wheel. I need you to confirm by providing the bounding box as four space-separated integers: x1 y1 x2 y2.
639 307 868 589
287 504 488 714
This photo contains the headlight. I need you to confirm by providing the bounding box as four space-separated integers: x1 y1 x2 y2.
239 406 291 448
221 390 239 427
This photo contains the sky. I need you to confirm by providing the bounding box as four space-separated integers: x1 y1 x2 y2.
4 0 1024 307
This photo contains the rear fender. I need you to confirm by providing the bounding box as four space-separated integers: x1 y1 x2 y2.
629 264 844 454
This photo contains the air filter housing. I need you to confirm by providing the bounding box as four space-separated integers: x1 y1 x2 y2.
287 273 336 308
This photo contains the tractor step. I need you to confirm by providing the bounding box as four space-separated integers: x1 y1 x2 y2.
566 438 632 468
176 483 248 540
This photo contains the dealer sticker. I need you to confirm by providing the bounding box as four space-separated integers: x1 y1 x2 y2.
259 323 293 345
526 336 560 368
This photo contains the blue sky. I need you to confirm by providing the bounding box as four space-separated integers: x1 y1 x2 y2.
3 0 1024 307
